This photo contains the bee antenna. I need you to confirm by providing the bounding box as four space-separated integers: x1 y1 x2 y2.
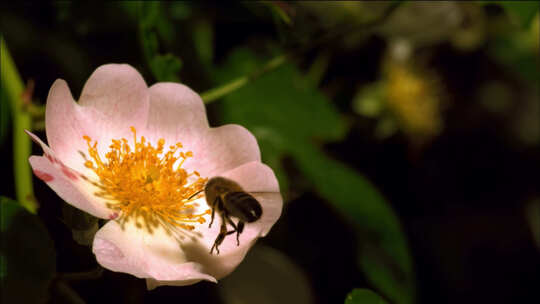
187 190 203 200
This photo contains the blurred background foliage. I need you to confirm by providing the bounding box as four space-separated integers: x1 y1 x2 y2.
1 1 539 304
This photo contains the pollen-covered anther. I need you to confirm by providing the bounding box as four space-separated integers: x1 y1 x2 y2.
82 127 208 233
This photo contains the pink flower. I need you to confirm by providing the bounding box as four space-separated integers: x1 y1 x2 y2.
27 64 282 289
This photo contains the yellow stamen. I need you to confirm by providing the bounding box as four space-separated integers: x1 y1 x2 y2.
83 127 208 234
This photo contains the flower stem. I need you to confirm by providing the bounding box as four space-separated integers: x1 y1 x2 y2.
201 55 287 104
0 37 37 213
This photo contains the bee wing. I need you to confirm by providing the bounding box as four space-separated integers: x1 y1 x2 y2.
247 192 282 202
246 192 283 237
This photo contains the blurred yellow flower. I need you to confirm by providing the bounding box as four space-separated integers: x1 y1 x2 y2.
385 60 443 141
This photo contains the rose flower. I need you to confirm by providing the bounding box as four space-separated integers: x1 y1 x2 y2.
27 64 282 289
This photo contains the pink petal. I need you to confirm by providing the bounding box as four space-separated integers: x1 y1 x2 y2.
146 277 210 290
45 64 150 171
146 83 209 142
44 79 97 173
78 64 149 135
144 82 260 177
183 124 261 177
92 221 217 285
27 130 113 218
221 161 280 192
28 156 111 219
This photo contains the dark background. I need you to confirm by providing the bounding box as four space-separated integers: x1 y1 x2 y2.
1 2 539 304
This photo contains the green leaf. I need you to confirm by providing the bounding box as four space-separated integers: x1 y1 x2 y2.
220 245 313 304
0 196 56 304
291 145 414 304
265 2 292 26
138 1 182 82
500 1 540 28
138 1 160 58
193 20 214 67
149 54 182 82
345 289 388 304
170 2 192 20
256 132 290 195
214 48 348 195
213 48 414 303
215 48 347 144
0 84 11 146
488 22 540 87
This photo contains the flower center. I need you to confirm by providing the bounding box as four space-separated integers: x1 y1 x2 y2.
82 127 209 235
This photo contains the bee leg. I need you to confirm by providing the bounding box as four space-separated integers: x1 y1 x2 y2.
210 217 228 255
208 208 215 228
225 217 238 231
236 221 244 246
208 197 219 228
224 218 244 246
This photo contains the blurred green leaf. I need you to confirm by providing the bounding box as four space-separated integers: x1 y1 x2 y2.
216 48 347 144
193 20 214 67
220 245 313 304
214 48 414 303
139 1 160 55
291 145 414 304
488 23 540 86
170 2 192 20
214 48 348 193
499 1 540 28
149 54 182 82
306 52 331 86
138 1 182 82
256 131 290 195
0 196 56 304
0 85 11 146
265 2 293 26
345 288 388 304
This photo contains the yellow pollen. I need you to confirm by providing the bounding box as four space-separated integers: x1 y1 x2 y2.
83 127 208 233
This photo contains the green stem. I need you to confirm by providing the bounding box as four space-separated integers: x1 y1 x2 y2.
201 55 286 104
1 37 37 213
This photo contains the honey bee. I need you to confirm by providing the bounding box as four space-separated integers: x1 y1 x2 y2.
204 176 263 255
